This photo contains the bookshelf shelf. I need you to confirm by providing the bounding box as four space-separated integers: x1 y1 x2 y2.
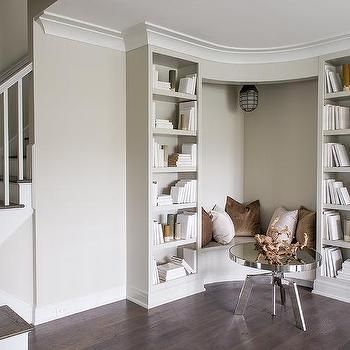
323 167 350 173
126 47 202 308
314 50 350 304
152 88 197 102
152 167 197 173
323 129 350 136
323 239 350 249
153 203 197 212
325 90 350 101
153 238 197 250
323 204 350 211
152 128 197 137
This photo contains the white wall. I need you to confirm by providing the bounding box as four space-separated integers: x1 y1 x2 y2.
0 0 28 74
244 80 318 231
201 83 244 209
33 21 126 323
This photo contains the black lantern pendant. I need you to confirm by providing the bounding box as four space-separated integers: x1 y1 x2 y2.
239 85 258 112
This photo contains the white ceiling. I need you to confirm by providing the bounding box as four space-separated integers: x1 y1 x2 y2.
48 0 350 50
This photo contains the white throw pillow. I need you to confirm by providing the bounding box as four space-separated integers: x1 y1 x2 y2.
211 205 235 244
266 207 298 243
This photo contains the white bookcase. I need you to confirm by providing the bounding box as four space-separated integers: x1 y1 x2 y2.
126 46 204 308
314 50 350 303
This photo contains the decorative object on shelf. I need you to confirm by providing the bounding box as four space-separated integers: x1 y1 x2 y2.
169 70 177 91
343 64 350 91
344 219 350 242
175 223 182 240
163 224 172 242
167 214 175 239
255 233 309 265
239 85 258 112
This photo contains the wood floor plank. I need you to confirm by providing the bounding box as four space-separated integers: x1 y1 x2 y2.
29 282 350 350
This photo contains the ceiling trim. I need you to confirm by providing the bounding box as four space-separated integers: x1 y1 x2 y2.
38 12 125 51
124 22 350 63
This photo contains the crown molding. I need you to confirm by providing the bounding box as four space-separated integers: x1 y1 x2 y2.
38 12 125 51
124 22 350 63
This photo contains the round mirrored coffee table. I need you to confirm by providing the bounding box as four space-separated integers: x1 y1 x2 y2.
229 242 322 331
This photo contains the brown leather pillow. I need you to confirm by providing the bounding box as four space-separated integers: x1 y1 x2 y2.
225 197 260 237
202 207 213 247
296 206 316 249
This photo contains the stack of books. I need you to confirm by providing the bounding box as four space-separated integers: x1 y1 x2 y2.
152 220 165 246
168 153 192 167
178 101 197 131
322 246 343 278
157 263 187 282
170 179 197 204
323 210 343 240
152 257 160 285
323 143 350 167
336 259 350 281
153 65 171 90
323 105 350 130
153 139 168 168
170 256 195 274
155 119 173 129
325 64 342 93
323 179 350 205
176 211 197 239
157 194 173 206
178 74 197 95
182 143 197 167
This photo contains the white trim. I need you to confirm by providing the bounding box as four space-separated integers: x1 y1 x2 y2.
38 12 125 51
124 22 350 64
126 287 148 309
0 289 33 324
34 286 126 325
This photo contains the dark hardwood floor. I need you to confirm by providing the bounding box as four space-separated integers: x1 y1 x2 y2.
29 282 350 350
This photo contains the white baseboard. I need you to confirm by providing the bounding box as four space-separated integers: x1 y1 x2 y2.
0 289 33 324
126 286 148 309
34 286 126 325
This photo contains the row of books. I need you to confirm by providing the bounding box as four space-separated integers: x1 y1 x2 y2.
323 143 350 167
323 179 350 205
323 104 350 130
178 74 197 95
152 220 165 245
170 179 197 204
155 119 173 129
336 258 350 281
323 210 343 240
322 247 343 278
153 139 168 168
325 64 343 94
154 248 197 284
178 101 197 131
177 211 197 240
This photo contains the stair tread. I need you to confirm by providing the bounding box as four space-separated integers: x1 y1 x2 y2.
0 176 31 184
0 201 24 209
0 305 33 340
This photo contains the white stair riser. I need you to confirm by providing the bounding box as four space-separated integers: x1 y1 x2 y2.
0 182 31 207
0 333 28 350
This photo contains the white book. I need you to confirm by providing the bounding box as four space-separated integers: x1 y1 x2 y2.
335 144 350 166
183 247 197 273
178 77 192 94
333 181 344 204
329 71 343 93
328 213 343 240
340 187 350 205
332 248 343 275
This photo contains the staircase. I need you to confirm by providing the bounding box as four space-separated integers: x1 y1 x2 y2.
0 60 34 348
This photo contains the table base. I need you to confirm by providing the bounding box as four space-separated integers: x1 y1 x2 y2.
234 272 306 331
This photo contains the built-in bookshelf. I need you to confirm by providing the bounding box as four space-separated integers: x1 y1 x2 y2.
314 50 350 303
126 46 203 309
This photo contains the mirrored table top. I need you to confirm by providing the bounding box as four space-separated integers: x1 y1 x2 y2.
229 242 322 273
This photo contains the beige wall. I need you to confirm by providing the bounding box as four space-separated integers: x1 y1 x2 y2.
202 83 244 209
244 80 318 231
0 0 28 74
33 21 126 310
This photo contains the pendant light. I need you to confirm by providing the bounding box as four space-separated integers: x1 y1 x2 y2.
239 85 258 112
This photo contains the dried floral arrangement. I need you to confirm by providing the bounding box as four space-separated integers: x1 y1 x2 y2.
255 217 309 265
